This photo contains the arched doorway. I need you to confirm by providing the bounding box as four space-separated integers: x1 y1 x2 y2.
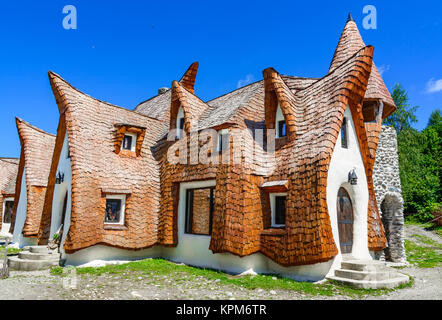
337 188 354 254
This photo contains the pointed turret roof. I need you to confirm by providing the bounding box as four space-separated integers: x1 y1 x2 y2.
329 15 396 118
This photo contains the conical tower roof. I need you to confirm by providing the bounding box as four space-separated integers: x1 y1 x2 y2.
329 15 396 118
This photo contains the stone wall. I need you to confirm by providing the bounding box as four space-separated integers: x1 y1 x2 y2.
372 125 406 263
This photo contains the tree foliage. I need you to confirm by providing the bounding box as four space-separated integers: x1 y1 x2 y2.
386 84 441 222
384 83 418 134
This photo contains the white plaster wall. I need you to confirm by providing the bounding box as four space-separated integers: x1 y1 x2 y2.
50 133 72 257
0 197 14 236
66 180 333 282
11 167 36 247
326 106 371 275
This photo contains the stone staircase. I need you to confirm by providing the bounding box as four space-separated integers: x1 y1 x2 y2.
326 259 410 289
8 246 60 271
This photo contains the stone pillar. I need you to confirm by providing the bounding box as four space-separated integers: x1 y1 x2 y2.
372 126 406 263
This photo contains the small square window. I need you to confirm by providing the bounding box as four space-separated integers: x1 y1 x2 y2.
271 193 286 227
122 133 137 152
275 196 286 226
277 120 287 138
122 135 132 150
105 195 126 225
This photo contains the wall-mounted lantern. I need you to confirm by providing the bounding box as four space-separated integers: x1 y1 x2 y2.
55 172 65 184
348 169 358 185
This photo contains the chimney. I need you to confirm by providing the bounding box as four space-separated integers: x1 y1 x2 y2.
158 87 169 95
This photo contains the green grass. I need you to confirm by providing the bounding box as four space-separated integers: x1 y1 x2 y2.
50 258 411 298
0 246 21 255
404 239 442 268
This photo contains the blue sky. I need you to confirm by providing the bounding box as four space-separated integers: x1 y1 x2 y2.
0 0 441 157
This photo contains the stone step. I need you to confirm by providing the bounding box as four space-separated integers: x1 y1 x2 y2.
335 269 393 281
29 246 58 254
341 260 391 272
18 251 60 261
327 274 410 289
8 256 59 271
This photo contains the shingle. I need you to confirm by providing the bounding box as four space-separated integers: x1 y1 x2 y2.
11 119 55 237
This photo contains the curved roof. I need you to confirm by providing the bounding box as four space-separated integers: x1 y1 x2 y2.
42 72 166 252
12 118 55 237
329 19 396 117
0 158 19 195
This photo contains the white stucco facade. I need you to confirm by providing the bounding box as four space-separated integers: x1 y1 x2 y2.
65 180 332 281
326 106 371 275
62 106 370 281
49 133 72 256
11 167 36 247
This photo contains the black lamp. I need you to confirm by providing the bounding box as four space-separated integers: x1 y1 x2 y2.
55 172 65 184
348 169 358 185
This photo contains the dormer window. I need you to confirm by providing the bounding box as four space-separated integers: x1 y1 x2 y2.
176 106 185 139
275 104 286 138
341 117 348 149
122 133 137 152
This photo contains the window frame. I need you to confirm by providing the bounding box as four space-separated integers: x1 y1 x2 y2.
184 186 215 236
2 198 14 224
122 132 137 152
270 193 287 228
104 194 126 226
341 117 348 149
275 104 286 138
176 106 185 139
216 129 229 153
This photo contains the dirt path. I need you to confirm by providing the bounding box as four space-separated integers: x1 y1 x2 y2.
404 224 442 245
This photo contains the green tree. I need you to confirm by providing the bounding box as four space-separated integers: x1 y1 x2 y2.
384 83 418 134
385 85 441 222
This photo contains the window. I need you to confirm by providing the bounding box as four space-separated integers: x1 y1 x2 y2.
217 129 229 152
341 117 348 149
270 193 286 227
176 106 185 139
3 200 14 224
185 187 215 236
275 104 286 138
278 120 286 138
105 195 126 225
122 133 137 152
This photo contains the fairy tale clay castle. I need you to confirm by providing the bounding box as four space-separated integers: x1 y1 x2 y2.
1 14 407 285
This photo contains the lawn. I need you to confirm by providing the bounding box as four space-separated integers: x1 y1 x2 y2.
404 237 442 268
50 258 412 298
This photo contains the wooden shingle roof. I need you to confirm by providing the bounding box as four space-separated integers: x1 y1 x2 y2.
10 118 55 237
329 18 396 118
38 72 167 252
0 158 19 195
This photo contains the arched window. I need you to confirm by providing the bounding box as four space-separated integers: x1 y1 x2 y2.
275 104 286 138
176 106 185 139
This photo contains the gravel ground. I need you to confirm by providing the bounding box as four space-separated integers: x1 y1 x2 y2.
0 225 440 300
